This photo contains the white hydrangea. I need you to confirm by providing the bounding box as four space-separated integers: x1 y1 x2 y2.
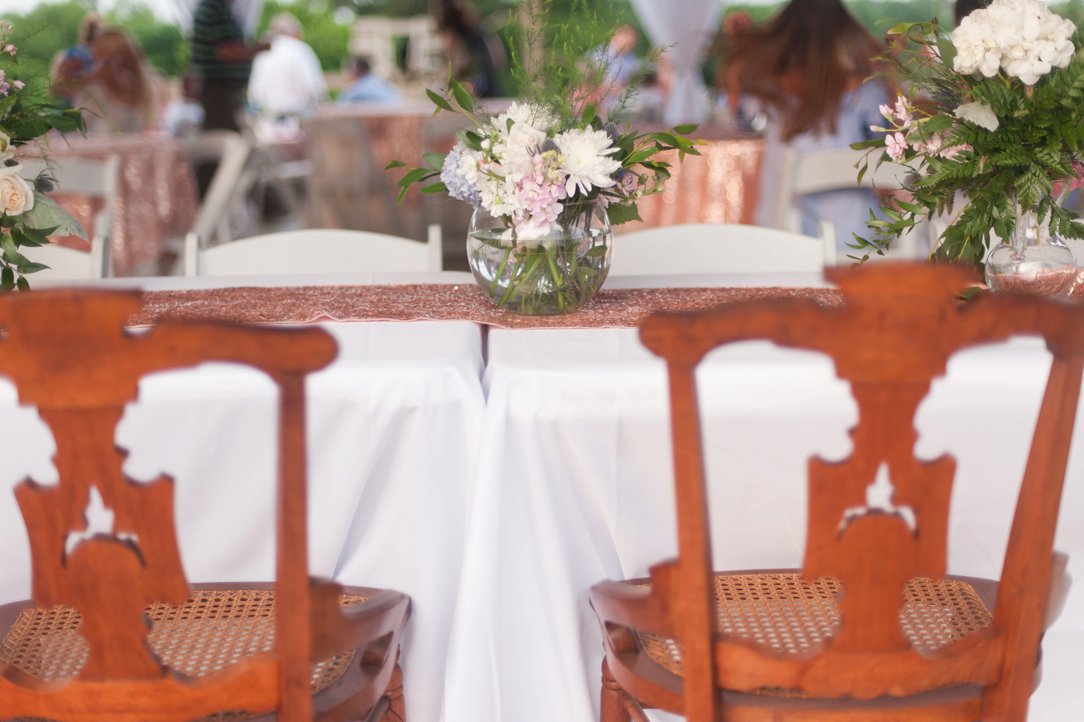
952 0 1076 85
490 102 555 178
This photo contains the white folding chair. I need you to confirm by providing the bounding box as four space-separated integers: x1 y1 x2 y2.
610 222 836 275
183 130 254 248
18 155 118 280
773 146 923 259
185 226 443 277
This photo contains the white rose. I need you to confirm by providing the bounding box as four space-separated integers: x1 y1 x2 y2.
955 101 1000 131
0 164 34 217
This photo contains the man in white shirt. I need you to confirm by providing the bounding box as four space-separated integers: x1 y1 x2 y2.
247 13 326 120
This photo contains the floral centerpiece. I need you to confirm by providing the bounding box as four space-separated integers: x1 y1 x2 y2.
854 0 1084 293
1 21 86 291
389 26 698 315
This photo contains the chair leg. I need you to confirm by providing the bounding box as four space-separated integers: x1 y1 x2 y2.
601 660 632 722
380 662 405 722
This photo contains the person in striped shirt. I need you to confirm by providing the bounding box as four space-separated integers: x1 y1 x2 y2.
189 0 268 132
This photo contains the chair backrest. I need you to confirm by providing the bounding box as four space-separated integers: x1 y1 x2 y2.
774 147 920 259
17 155 119 280
185 226 443 276
303 115 397 231
0 289 337 719
611 222 836 275
639 263 1084 720
183 130 253 248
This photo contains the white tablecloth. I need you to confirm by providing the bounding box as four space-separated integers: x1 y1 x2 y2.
0 319 485 722
446 326 1084 722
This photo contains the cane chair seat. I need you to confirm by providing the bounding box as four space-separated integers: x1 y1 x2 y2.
0 587 368 701
635 573 995 683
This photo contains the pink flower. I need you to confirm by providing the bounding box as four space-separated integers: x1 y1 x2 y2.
917 133 943 155
893 96 913 126
1053 160 1084 197
886 132 908 161
12 80 23 90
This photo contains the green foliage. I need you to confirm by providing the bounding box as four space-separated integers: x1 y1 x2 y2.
0 1 87 93
107 2 188 78
854 17 1084 266
1 0 188 81
0 21 85 291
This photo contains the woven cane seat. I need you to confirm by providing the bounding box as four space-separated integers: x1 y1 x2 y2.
0 588 367 720
637 573 994 679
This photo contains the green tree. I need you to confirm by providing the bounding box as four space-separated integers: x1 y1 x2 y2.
257 1 352 71
106 1 188 77
1 1 88 94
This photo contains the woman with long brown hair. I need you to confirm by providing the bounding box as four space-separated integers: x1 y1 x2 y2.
724 0 892 250
61 27 158 134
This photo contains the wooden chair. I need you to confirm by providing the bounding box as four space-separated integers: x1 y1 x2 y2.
591 262 1082 722
0 290 411 722
18 155 119 280
611 223 836 275
185 226 443 276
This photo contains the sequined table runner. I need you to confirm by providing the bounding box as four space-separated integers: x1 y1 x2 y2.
133 284 841 329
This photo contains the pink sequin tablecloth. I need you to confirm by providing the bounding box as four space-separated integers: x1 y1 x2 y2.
29 134 199 276
131 284 840 329
628 134 763 229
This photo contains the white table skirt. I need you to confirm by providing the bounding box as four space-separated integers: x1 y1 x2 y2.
445 327 1084 722
0 320 485 722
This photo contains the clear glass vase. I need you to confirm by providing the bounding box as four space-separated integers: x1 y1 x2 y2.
985 204 1077 295
466 202 613 315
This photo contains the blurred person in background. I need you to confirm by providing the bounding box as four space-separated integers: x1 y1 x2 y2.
436 0 505 98
725 0 892 251
53 26 158 134
247 12 326 121
337 57 400 105
49 13 103 107
581 24 646 117
162 74 205 137
189 0 268 133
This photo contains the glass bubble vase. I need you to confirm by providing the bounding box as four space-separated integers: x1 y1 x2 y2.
985 204 1077 296
466 201 613 315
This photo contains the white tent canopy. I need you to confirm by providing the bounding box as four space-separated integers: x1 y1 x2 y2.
629 0 723 125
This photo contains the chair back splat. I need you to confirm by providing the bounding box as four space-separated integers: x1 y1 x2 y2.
591 262 1084 722
0 290 410 722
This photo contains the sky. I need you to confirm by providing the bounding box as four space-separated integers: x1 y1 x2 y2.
5 0 188 24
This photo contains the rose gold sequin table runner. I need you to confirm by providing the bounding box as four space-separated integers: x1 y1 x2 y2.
131 284 841 328
624 130 763 229
24 133 198 275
